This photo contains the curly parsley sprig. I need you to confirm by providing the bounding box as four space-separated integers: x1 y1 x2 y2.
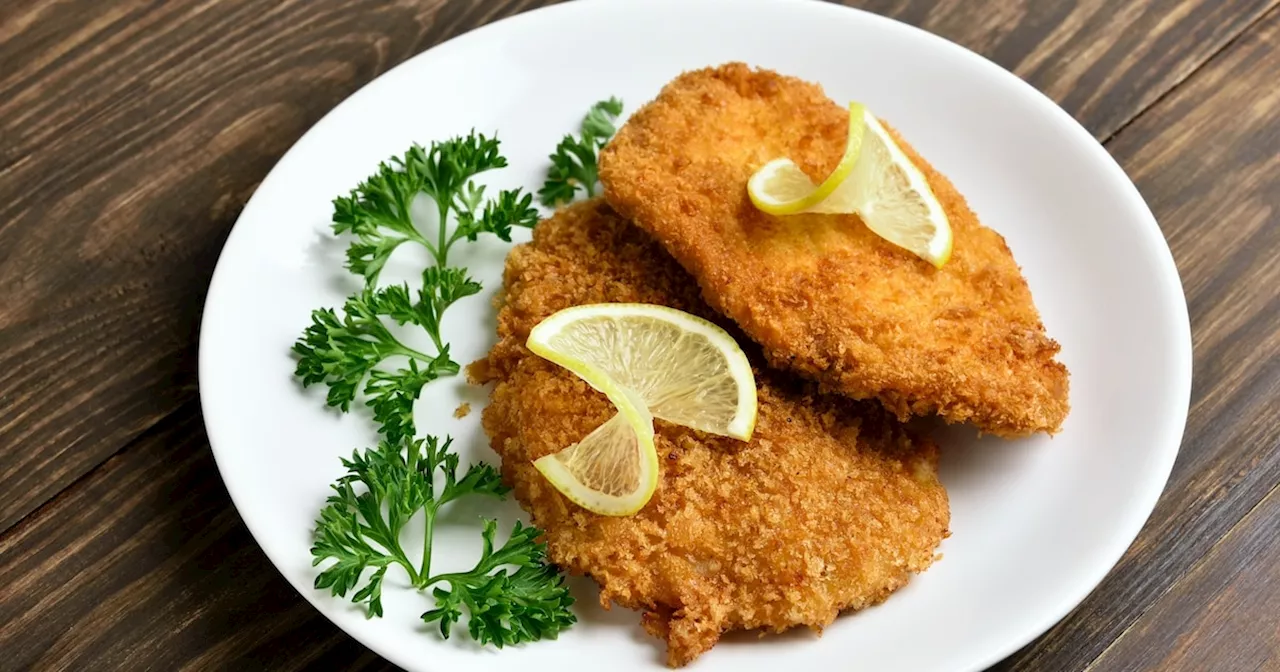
297 133 531 440
423 519 576 646
297 122 601 649
334 133 538 287
312 436 575 644
539 97 624 206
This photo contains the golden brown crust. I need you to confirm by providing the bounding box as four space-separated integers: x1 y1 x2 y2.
479 200 950 666
599 63 1069 437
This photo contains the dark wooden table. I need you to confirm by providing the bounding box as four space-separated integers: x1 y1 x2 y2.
2 0 1278 669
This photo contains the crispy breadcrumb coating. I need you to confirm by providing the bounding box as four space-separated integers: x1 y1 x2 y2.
599 63 1069 437
476 200 949 666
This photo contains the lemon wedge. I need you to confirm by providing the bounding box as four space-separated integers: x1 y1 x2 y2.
528 303 757 515
748 102 867 216
747 104 953 268
531 385 657 516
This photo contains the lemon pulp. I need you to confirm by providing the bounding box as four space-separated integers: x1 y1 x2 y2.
527 303 757 515
747 104 953 267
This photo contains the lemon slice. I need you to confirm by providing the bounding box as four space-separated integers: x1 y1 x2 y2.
532 386 657 516
528 303 758 515
747 104 953 268
748 102 866 216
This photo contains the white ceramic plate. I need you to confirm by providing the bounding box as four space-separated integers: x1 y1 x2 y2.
198 0 1192 670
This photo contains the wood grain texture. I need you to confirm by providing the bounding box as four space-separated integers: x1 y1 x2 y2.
0 0 1278 669
996 7 1280 670
0 403 394 671
0 0 1271 537
845 0 1280 139
1089 484 1280 672
0 0 556 533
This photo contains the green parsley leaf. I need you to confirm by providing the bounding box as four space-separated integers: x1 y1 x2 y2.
304 129 576 649
410 133 506 215
293 286 449 412
312 436 574 645
293 280 462 412
306 135 537 440
311 438 429 618
332 132 537 286
422 519 576 646
455 188 539 243
538 97 624 206
581 96 624 139
293 263 482 437
332 154 433 287
365 354 453 445
416 266 484 345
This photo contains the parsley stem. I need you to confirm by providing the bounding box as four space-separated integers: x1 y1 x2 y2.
396 226 432 253
420 569 488 589
434 199 450 268
426 331 445 355
419 509 436 589
406 228 437 260
363 516 418 584
396 552 421 585
396 344 435 364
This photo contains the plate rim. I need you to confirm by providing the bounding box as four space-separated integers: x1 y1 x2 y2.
197 0 1194 670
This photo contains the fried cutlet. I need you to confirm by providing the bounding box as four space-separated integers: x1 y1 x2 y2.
599 63 1069 437
475 199 950 666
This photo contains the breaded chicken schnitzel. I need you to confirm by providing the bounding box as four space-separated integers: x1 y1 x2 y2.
475 199 950 666
599 63 1069 437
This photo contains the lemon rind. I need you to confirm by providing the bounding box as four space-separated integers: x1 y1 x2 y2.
747 104 954 268
856 109 953 268
747 102 866 215
528 303 757 440
526 303 759 516
531 384 657 517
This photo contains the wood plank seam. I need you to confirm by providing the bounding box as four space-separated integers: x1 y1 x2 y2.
1060 7 1280 663
1097 0 1280 145
5 0 1273 543
0 0 1270 549
0 0 477 536
1044 7 1280 660
1080 478 1280 671
0 398 202 544
1 0 1273 537
0 2 1276 666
